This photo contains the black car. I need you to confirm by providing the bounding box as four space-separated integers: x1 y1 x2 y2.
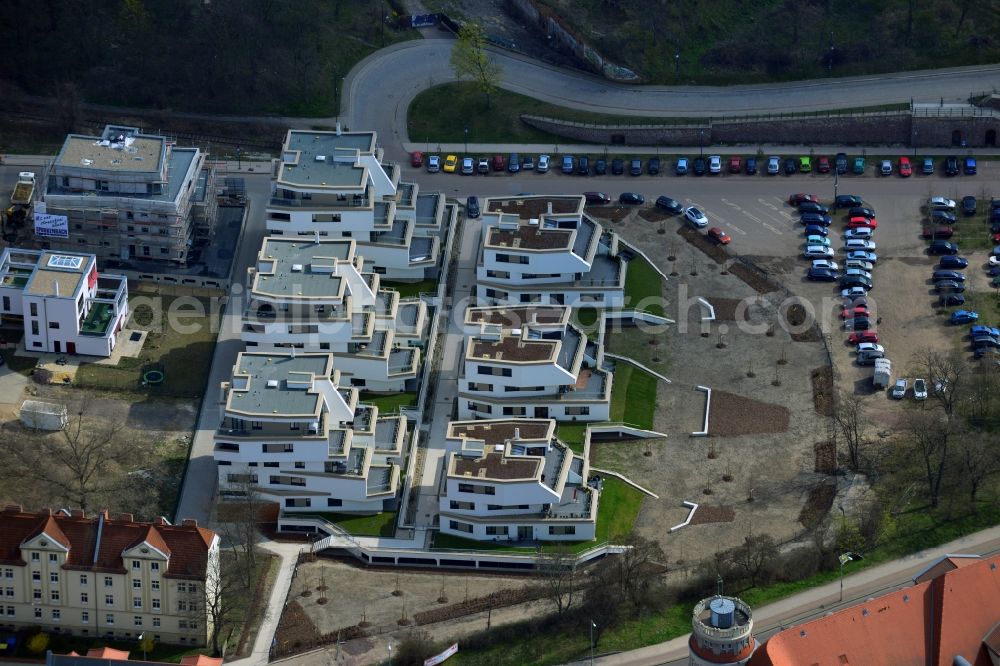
835 153 849 175
940 293 966 306
508 153 520 173
693 157 707 176
655 195 683 214
928 240 959 255
629 159 642 176
800 213 833 226
848 207 876 218
961 196 977 216
842 275 873 290
934 280 965 293
835 194 863 208
648 158 660 175
745 157 758 175
931 210 957 224
783 157 798 175
933 270 966 282
465 196 480 219
618 192 644 205
594 159 607 175
577 156 590 175
973 336 1000 349
611 158 624 175
938 256 969 269
583 191 611 205
846 317 872 331
799 202 830 215
807 267 838 282
945 156 960 176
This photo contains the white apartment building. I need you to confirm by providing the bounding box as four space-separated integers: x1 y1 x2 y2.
241 237 427 392
265 129 448 281
0 248 128 357
475 195 627 308
0 506 219 647
214 352 406 514
43 125 216 265
458 305 612 422
438 419 598 542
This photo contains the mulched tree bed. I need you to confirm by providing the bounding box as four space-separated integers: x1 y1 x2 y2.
708 390 790 436
588 205 633 222
676 225 729 263
689 505 736 525
814 441 837 474
638 208 673 223
782 303 822 342
705 297 748 322
811 366 835 416
798 482 837 529
728 262 780 294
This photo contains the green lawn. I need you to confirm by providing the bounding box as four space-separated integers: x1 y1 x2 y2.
311 511 398 537
73 293 218 398
610 364 658 429
358 391 418 412
381 279 438 298
572 308 603 340
623 256 665 317
556 423 589 454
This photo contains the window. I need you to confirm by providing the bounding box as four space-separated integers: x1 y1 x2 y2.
8 606 16 617
504 386 545 392
565 406 592 416
467 382 493 392
502 407 527 416
133 579 142 589
263 443 294 453
177 600 188 612
151 580 159 591
132 561 141 570
160 248 169 255
326 498 343 507
448 520 473 534
284 498 311 508
81 611 89 623
50 590 60 602
33 590 41 600
4 588 12 598
187 584 197 594
29 303 38 318
133 597 142 609
52 609 60 621
48 553 58 562
294 461 306 469
106 614 115 625
150 563 159 572
548 526 577 536
495 254 529 265
263 462 279 468
81 593 89 604
105 595 114 605
152 598 160 611
32 571 40 582
3 569 12 579
31 321 39 335
485 270 511 280
50 572 59 583
457 483 495 495
30 552 39 562
134 616 143 627
178 620 188 629
449 500 474 511
477 366 512 377
80 574 88 586
486 526 508 536
152 618 160 628
34 608 42 619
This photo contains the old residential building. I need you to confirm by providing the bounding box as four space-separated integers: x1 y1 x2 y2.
438 419 598 542
43 125 216 265
265 129 448 281
0 507 218 646
0 248 128 357
214 352 406 513
458 305 612 421
241 236 427 392
475 195 627 308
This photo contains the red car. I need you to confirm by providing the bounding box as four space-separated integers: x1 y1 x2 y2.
841 306 869 319
899 156 912 177
848 216 878 229
921 226 953 239
992 232 1000 244
410 151 424 168
849 330 879 344
728 156 742 173
789 193 819 206
817 156 831 174
583 191 611 205
708 227 732 244
492 154 505 171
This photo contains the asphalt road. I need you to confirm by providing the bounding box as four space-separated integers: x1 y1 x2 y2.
344 39 1000 159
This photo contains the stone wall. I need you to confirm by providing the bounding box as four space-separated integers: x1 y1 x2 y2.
521 113 1000 147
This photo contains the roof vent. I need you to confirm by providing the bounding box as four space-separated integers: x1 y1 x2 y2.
315 155 326 162
529 218 540 226
709 598 735 629
266 380 279 388
291 264 304 272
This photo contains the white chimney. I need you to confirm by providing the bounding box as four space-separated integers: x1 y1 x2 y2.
54 282 59 297
336 123 342 136
314 230 320 244
514 427 521 440
291 346 296 358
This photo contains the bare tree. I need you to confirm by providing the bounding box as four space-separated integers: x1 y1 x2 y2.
605 534 667 614
963 365 1000 427
956 435 1000 512
900 410 953 508
537 545 578 615
727 532 778 588
833 393 867 471
917 349 968 422
216 478 265 588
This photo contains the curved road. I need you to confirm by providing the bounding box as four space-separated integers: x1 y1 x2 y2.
344 38 1000 156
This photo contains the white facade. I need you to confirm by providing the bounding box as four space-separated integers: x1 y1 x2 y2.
214 351 405 514
264 129 446 281
475 196 626 308
240 237 427 392
457 305 612 421
0 248 128 357
438 419 598 542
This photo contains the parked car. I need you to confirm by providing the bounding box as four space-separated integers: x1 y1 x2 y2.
799 156 811 173
708 227 732 244
789 193 819 206
655 196 683 214
973 336 1000 350
961 196 977 216
612 158 625 175
899 156 912 177
522 154 535 171
729 156 742 173
629 158 643 176
583 191 612 205
932 270 966 282
843 287 869 300
835 194 864 208
938 256 969 269
577 156 590 175
618 192 644 205
461 157 475 174
799 202 830 214
817 156 831 173
594 159 607 175
804 224 829 237
856 342 884 354
804 245 835 259
844 228 874 240
847 217 878 230
849 330 879 344
684 206 708 227
784 157 798 175
843 267 873 280
410 151 424 168
921 226 954 240
847 250 878 263
846 258 875 271
928 240 959 255
940 293 966 306
808 267 838 281
648 158 660 175
842 305 869 319
915 157 931 176
879 159 892 176
800 213 833 226
675 157 689 175
477 157 490 174
852 157 866 174
841 275 873 290
945 156 960 176
693 157 707 176
934 281 965 293
492 154 505 171
812 259 839 271
465 196 480 219
965 157 977 175
848 207 876 219
536 154 550 173
857 350 885 364
562 155 575 174
835 153 849 174
426 155 441 173
931 210 957 224
891 378 907 399
806 234 832 247
508 153 520 172
847 319 874 333
708 155 722 174
970 325 1000 339
443 154 459 173
745 157 758 175
950 310 979 324
913 378 927 400
767 156 781 175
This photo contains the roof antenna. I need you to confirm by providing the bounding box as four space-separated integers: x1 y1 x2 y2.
314 230 320 245
291 346 296 359
716 575 724 598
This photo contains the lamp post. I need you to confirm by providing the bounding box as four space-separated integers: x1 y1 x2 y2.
834 167 839 201
674 52 680 80
828 33 834 77
590 620 597 665
137 633 146 661
699 129 705 157
387 644 392 666
913 128 918 158
464 127 469 156
236 145 242 171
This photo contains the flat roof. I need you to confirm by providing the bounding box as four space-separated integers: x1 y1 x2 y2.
227 353 333 417
55 132 165 174
485 195 584 217
487 226 573 251
448 420 552 447
277 131 373 188
252 238 355 299
469 336 556 363
24 252 90 298
466 306 568 328
453 453 539 480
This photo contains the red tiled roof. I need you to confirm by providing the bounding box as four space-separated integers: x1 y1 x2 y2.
0 507 215 579
747 553 1000 666
180 655 223 666
86 648 131 659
